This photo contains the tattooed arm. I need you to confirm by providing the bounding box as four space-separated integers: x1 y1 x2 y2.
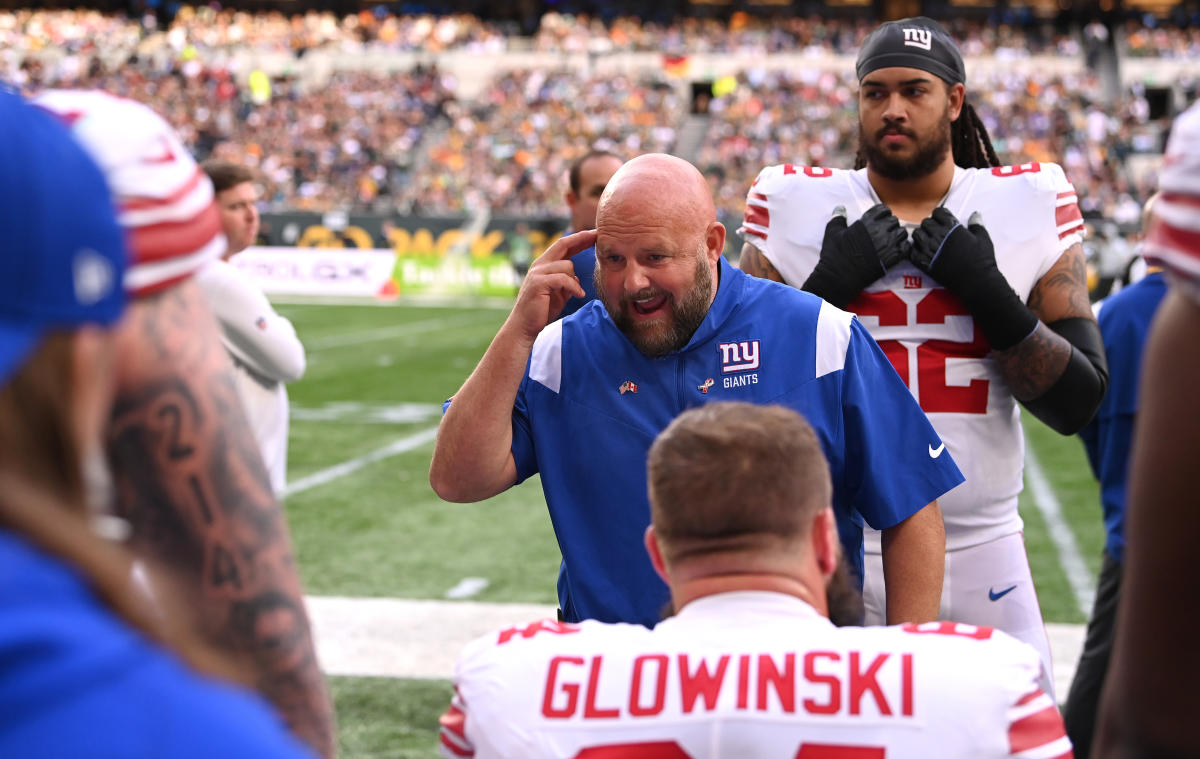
738 243 786 283
107 279 336 758
993 243 1108 433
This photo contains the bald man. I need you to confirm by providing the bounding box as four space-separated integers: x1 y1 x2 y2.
431 154 959 628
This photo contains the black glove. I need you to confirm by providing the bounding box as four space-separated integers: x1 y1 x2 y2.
909 207 1038 351
801 203 909 309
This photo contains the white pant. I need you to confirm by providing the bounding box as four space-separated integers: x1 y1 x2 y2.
863 531 1056 698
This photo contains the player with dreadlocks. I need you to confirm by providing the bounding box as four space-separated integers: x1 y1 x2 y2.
738 16 1106 697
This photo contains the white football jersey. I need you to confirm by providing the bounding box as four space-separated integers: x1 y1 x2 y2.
440 592 1070 759
739 165 1085 551
1146 101 1200 304
33 90 225 297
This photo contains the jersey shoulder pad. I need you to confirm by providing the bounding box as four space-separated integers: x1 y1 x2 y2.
978 161 1074 194
750 163 850 199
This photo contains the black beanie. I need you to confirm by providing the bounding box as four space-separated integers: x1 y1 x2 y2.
856 16 966 86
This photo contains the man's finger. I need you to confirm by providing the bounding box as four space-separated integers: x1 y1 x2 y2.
538 229 598 263
542 271 586 299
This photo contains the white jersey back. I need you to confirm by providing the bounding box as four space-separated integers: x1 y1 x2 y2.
740 165 1084 550
441 592 1070 759
1146 101 1200 304
33 90 225 298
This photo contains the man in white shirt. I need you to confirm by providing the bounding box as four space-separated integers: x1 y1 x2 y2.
441 402 1071 759
197 161 305 496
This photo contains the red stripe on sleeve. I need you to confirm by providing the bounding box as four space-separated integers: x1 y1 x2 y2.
439 731 474 758
1058 221 1086 240
1056 201 1083 228
126 202 222 264
1149 218 1200 261
1014 690 1042 707
1009 703 1069 754
743 203 770 231
750 192 769 203
439 704 468 741
1161 191 1200 211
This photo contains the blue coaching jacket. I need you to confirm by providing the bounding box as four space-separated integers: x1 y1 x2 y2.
511 257 964 627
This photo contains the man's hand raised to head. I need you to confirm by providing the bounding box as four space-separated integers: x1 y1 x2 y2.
511 230 597 340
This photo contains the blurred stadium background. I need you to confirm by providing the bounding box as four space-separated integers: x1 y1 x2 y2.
7 0 1199 754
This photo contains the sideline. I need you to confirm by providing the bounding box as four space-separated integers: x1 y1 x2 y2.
1024 439 1096 618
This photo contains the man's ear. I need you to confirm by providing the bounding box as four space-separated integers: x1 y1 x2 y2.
645 525 669 584
812 507 839 579
565 189 578 210
706 221 726 264
948 82 966 122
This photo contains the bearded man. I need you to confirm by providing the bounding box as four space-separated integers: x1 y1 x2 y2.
431 153 960 630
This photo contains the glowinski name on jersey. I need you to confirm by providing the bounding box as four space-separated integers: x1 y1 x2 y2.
440 595 1072 759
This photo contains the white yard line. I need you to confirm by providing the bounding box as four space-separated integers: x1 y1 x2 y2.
445 577 490 599
1024 440 1096 618
303 595 1085 697
283 426 439 498
305 312 495 352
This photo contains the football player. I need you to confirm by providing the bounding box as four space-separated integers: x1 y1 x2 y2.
34 90 334 757
1095 100 1200 758
738 16 1106 691
440 403 1071 759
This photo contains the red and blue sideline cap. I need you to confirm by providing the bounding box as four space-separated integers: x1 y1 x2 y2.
0 91 127 387
856 16 966 86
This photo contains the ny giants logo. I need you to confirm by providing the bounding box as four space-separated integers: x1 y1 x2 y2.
902 27 932 50
719 341 760 373
903 275 923 289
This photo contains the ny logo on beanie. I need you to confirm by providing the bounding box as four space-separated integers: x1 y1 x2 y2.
902 27 933 51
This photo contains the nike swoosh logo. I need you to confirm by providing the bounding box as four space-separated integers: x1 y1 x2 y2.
928 443 945 458
989 585 1018 602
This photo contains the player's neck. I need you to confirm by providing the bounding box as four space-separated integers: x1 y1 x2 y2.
670 573 829 617
867 156 957 224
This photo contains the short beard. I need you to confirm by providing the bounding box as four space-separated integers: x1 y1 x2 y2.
596 249 713 357
860 107 953 181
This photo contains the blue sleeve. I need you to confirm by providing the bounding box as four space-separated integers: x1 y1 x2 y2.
511 371 538 483
839 319 965 530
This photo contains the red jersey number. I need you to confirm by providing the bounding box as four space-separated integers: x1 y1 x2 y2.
849 289 990 414
783 164 835 178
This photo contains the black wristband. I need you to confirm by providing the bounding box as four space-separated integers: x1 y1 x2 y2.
959 270 1040 352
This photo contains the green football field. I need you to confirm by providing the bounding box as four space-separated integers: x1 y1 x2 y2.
278 300 1105 758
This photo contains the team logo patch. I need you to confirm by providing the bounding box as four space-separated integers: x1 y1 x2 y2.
902 27 932 50
619 381 638 395
719 340 760 373
697 378 714 394
903 275 923 289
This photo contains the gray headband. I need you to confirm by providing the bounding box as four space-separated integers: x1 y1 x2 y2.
856 16 966 86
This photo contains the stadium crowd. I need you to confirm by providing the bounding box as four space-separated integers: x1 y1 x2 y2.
1 7 1191 220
